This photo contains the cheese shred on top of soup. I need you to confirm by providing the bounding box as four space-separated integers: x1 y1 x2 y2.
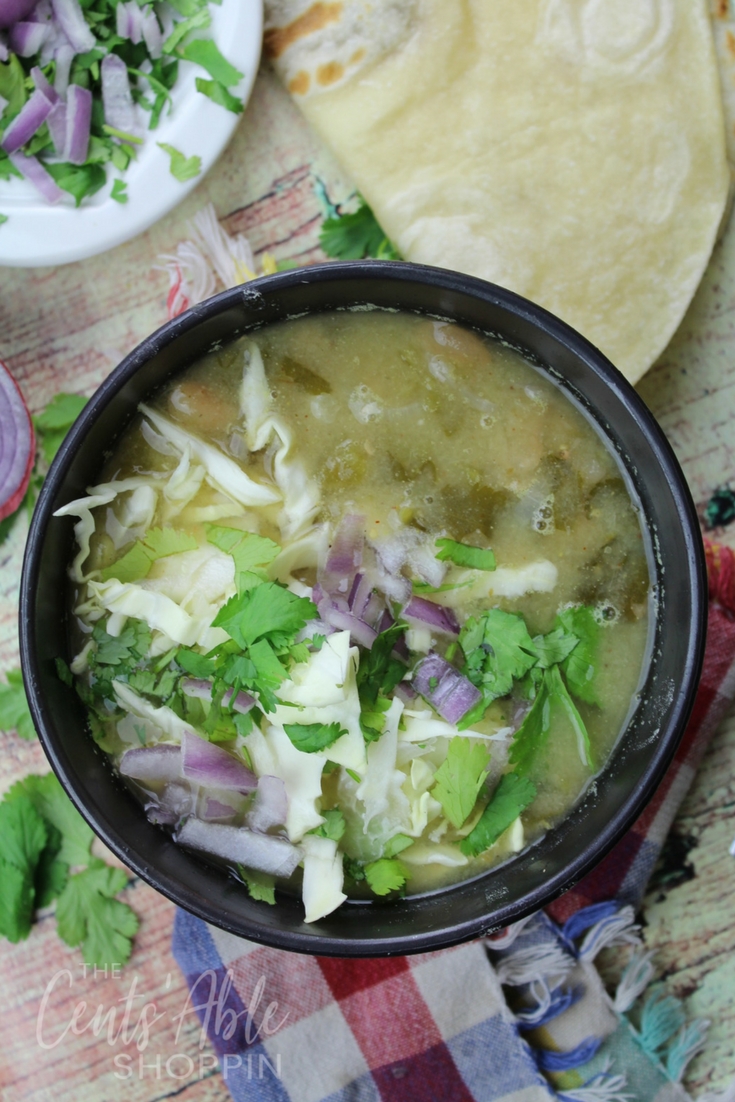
57 311 651 923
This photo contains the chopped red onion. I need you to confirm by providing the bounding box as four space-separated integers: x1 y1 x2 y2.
101 52 139 135
393 681 418 704
53 43 74 97
46 101 67 155
348 572 373 617
181 730 257 792
145 780 193 825
0 33 7 58
116 0 143 42
246 775 288 833
412 653 482 725
119 743 182 783
181 677 213 700
176 818 302 877
0 361 35 523
0 0 37 28
30 65 59 104
402 595 460 636
323 606 378 650
9 19 49 54
51 0 94 52
1 87 53 154
362 590 386 627
202 796 241 821
141 6 161 57
222 687 256 715
63 82 91 164
320 514 365 596
8 150 64 203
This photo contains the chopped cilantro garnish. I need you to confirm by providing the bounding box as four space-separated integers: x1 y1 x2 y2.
356 622 406 741
531 625 579 669
383 833 413 858
44 162 107 207
195 77 243 114
319 196 400 260
310 809 346 841
345 768 361 784
343 856 366 882
0 670 35 740
459 609 538 722
239 866 276 904
162 8 211 52
177 39 243 86
176 648 216 679
460 773 537 857
435 538 496 572
205 525 280 593
100 527 198 583
556 605 600 705
431 737 491 829
157 142 202 182
364 858 409 896
213 583 315 649
283 722 346 754
0 214 8 226
110 178 128 204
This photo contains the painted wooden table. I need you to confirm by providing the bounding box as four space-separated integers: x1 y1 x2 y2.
1 64 734 1101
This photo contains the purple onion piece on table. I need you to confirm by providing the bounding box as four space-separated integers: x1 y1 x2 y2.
1 87 52 153
8 151 64 203
402 595 460 636
63 83 91 164
51 0 94 52
247 775 288 834
181 730 257 792
0 361 35 521
120 743 183 783
176 818 302 877
412 653 482 724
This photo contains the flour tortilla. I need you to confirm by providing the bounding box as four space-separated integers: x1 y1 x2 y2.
264 0 730 384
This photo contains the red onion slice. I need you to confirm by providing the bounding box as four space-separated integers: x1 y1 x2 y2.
402 595 460 636
181 730 257 792
63 83 91 164
222 687 256 715
0 360 35 523
323 606 378 650
8 20 49 54
8 151 64 203
412 653 482 725
30 65 60 104
51 0 94 52
319 514 365 596
0 0 37 28
0 35 7 61
145 780 193 825
1 87 53 154
119 744 182 783
53 43 74 97
246 775 288 833
101 52 139 135
181 677 213 701
176 818 302 877
202 796 242 821
141 5 161 57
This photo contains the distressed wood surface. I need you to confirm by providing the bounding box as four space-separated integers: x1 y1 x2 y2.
1 61 735 1101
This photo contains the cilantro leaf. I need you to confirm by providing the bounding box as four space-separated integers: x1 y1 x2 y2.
90 618 151 669
101 527 199 583
0 669 35 739
177 39 243 86
157 142 201 182
56 859 138 966
162 7 211 52
435 538 496 572
213 583 315 649
460 608 538 706
364 858 409 896
547 663 593 770
110 178 128 204
507 673 553 777
383 833 413 858
0 214 7 226
33 393 87 434
34 822 68 908
356 622 407 739
195 77 243 113
239 866 276 904
309 809 345 841
319 196 400 260
460 773 537 857
7 773 94 867
532 625 579 669
176 648 216 679
0 796 48 873
343 856 366 882
206 525 280 593
44 162 106 207
556 605 600 705
431 737 490 828
283 722 346 754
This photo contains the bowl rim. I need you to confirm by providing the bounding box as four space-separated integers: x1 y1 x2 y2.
19 260 708 956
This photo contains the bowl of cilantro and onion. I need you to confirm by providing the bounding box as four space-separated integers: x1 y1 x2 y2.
18 261 706 955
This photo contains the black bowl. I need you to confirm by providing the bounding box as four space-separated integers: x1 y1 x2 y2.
19 262 706 956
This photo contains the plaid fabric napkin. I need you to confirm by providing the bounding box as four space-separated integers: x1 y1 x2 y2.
172 539 735 1102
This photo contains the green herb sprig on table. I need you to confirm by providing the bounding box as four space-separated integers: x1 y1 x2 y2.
319 196 401 261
